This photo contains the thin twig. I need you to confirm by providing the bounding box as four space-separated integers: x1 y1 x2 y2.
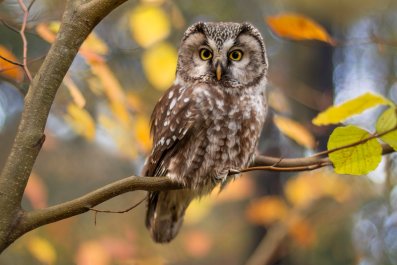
27 0 37 11
314 125 397 157
88 195 147 214
17 0 32 81
0 55 23 67
240 161 332 173
0 19 20 34
89 195 147 225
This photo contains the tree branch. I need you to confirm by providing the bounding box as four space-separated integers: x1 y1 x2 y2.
0 0 128 252
6 142 392 246
9 177 181 244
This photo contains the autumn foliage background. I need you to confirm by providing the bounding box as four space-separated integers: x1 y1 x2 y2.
0 0 397 264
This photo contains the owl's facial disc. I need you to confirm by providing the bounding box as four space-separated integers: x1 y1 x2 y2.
176 22 267 87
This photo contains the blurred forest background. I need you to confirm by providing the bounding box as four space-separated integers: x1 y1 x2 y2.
0 0 397 264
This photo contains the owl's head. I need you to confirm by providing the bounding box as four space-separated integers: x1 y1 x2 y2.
176 22 267 88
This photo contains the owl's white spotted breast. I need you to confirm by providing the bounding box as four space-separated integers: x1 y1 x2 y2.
163 78 267 192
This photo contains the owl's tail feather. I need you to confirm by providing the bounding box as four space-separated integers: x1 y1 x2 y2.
146 190 194 243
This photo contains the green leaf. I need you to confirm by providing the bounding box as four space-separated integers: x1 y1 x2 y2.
328 125 382 175
313 93 393 126
376 107 397 150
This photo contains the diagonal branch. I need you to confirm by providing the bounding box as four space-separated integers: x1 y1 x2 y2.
0 0 129 253
12 177 181 242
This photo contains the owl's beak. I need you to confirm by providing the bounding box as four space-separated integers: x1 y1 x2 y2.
216 63 222 81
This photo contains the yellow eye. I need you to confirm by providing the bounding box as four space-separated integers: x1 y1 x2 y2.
229 50 243 61
199 48 213 60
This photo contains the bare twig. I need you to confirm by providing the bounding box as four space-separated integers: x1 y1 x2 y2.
27 0 37 11
0 19 20 34
0 55 23 67
89 195 147 225
89 195 147 214
240 140 394 174
314 125 397 157
17 0 33 81
0 0 129 252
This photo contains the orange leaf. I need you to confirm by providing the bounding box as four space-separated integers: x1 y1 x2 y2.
285 170 351 207
0 45 24 82
184 230 212 257
36 22 107 63
213 177 254 203
134 114 152 152
90 61 130 126
268 88 291 114
24 172 48 209
289 219 317 248
64 75 86 108
273 115 315 149
35 23 57 43
266 13 335 45
75 241 110 265
246 196 289 225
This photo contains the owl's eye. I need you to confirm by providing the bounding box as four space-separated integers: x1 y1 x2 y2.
199 48 213 60
229 50 243 61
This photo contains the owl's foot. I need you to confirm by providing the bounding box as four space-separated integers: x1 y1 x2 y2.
227 168 241 176
214 168 240 181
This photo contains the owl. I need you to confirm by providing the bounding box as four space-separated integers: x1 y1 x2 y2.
142 22 268 243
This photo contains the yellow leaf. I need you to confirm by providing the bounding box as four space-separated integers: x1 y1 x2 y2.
376 107 397 150
273 115 315 149
27 236 57 265
142 42 177 90
266 13 335 45
185 197 214 224
90 61 130 126
134 114 152 152
246 196 289 225
48 21 61 33
65 103 96 141
129 5 170 48
313 92 393 126
81 32 108 56
285 170 351 207
328 125 382 175
98 115 138 158
0 45 24 82
63 75 86 108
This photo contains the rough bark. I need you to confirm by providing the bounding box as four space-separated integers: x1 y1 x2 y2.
0 0 127 253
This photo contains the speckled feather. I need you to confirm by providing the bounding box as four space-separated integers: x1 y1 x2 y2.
142 22 268 243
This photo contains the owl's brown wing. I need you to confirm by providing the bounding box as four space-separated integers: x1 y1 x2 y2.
142 83 199 177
